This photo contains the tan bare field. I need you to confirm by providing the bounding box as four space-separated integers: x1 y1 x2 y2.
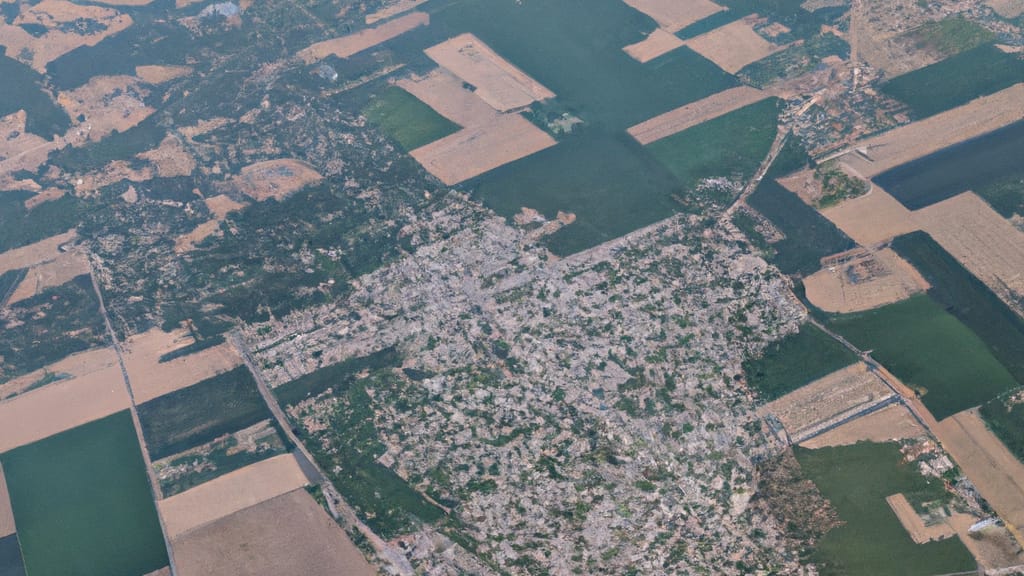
886 493 959 543
58 76 155 144
683 18 782 74
172 488 376 576
627 86 768 145
839 83 1024 179
366 0 426 24
950 513 1024 571
762 362 895 441
143 568 171 576
425 33 555 112
0 0 132 73
297 11 429 64
23 188 65 210
396 69 496 127
914 192 1024 317
623 28 685 63
231 159 323 201
0 346 116 402
997 43 1024 54
8 251 91 305
0 464 15 538
159 453 309 539
0 111 61 176
204 194 247 218
800 403 925 448
174 220 222 253
622 0 725 32
0 360 129 453
987 0 1024 19
0 230 76 275
122 327 242 404
135 65 192 84
820 185 917 246
73 160 154 194
804 248 929 313
934 408 1024 545
137 135 196 178
410 114 556 185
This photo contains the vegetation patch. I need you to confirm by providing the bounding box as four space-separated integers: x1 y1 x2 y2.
363 86 460 151
747 179 855 276
827 294 1017 420
881 44 1024 119
0 192 85 253
979 389 1024 464
892 232 1024 385
794 442 974 576
274 347 402 406
906 16 996 58
0 411 168 576
814 162 869 208
0 55 71 137
743 322 858 401
738 33 849 88
137 367 271 460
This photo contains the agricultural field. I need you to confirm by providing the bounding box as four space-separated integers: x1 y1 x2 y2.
0 411 168 576
137 366 271 460
746 179 855 276
794 442 974 576
980 391 1024 463
803 248 929 314
880 45 1024 119
892 232 1024 385
0 534 25 576
800 403 925 449
742 323 858 401
363 86 460 151
826 295 1017 420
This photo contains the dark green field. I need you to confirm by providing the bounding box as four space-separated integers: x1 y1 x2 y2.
743 323 858 401
906 16 995 57
363 86 460 151
980 390 1024 464
794 442 974 575
0 192 84 253
747 179 855 276
881 44 1024 119
892 232 1024 385
275 347 402 406
0 534 25 576
827 295 1017 420
137 366 271 459
0 412 168 576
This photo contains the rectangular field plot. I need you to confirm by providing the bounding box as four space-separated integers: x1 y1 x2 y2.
363 85 461 151
683 18 783 74
743 323 858 401
623 28 684 63
827 295 1017 420
794 442 974 576
0 411 168 576
137 366 271 460
627 85 768 145
0 533 25 576
296 11 429 63
621 0 725 33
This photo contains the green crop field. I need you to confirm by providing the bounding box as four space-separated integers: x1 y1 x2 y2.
794 442 974 575
137 366 271 459
980 390 1024 464
363 86 461 151
907 16 995 57
747 179 855 276
827 295 1017 420
881 44 1024 119
892 232 1024 385
0 411 167 576
743 323 858 401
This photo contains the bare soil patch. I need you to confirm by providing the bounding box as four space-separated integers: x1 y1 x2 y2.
987 0 1024 18
934 408 1024 546
801 403 925 448
23 188 65 210
627 86 768 145
230 159 323 201
172 488 375 576
886 493 958 543
122 327 242 404
623 28 685 63
8 251 91 305
838 83 1024 179
410 114 556 185
297 11 429 64
424 33 556 112
0 0 132 73
762 362 895 443
0 111 61 177
0 346 116 402
0 230 76 275
72 159 153 194
804 247 929 313
621 0 725 33
137 135 196 178
0 356 129 453
819 185 917 246
366 0 427 24
203 194 247 219
135 65 192 84
174 220 222 253
914 192 1024 318
58 75 155 144
683 17 783 74
852 0 943 76
396 69 496 127
158 453 308 540
0 463 15 538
